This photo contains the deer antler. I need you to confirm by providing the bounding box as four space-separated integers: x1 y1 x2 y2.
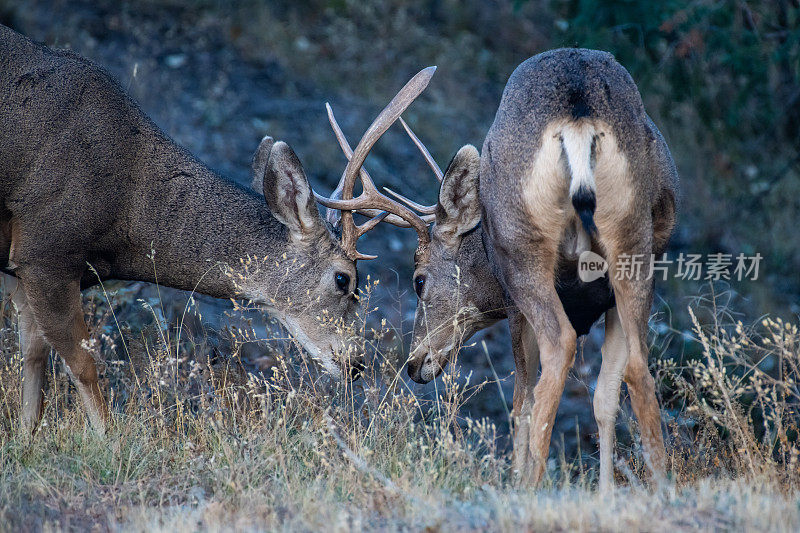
381 117 442 215
321 103 424 229
399 117 443 181
315 67 436 260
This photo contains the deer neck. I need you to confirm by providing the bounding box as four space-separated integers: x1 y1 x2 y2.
114 143 289 299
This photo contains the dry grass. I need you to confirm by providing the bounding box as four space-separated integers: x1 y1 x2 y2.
1 275 800 531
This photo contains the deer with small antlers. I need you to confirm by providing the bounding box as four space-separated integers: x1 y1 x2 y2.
0 23 432 434
377 48 678 490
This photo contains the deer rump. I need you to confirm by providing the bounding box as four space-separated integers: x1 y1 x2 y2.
554 119 616 337
524 118 619 338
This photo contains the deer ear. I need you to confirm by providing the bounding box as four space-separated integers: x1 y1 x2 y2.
434 144 481 247
250 135 274 192
263 142 325 241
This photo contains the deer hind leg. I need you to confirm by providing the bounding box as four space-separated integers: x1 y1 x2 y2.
490 217 575 485
611 266 666 481
509 310 540 482
17 272 108 434
522 307 575 486
622 330 666 479
500 256 576 485
5 274 52 434
593 307 629 493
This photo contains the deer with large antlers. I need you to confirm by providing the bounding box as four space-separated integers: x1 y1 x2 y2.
382 49 678 490
0 23 432 434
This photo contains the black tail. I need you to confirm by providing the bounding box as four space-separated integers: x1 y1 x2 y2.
572 184 597 236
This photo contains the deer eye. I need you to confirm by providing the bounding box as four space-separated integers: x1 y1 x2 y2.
335 272 350 293
413 275 426 298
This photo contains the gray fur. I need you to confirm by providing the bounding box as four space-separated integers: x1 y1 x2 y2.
409 48 678 381
0 24 362 432
407 48 679 487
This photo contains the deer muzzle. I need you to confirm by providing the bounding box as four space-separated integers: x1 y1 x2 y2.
407 342 450 384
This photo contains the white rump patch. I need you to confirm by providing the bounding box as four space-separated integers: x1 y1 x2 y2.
561 122 596 196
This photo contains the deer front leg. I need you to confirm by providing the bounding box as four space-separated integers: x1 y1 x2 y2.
509 310 540 482
594 307 629 493
14 293 51 434
5 274 51 434
17 271 108 434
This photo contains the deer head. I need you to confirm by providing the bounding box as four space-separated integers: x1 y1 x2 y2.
377 123 507 383
241 68 438 380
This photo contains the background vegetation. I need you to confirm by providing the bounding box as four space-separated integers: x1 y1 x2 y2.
0 0 798 529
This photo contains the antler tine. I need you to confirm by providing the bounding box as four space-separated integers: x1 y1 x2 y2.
399 117 444 182
354 208 413 227
383 186 437 215
326 103 353 172
316 162 432 259
319 102 416 228
322 103 351 226
356 210 390 237
322 175 345 227
323 102 404 229
341 66 436 203
316 67 437 260
355 208 435 227
324 102 358 198
378 116 444 215
321 102 402 226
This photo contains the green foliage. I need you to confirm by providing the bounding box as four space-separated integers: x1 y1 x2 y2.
555 1 799 148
